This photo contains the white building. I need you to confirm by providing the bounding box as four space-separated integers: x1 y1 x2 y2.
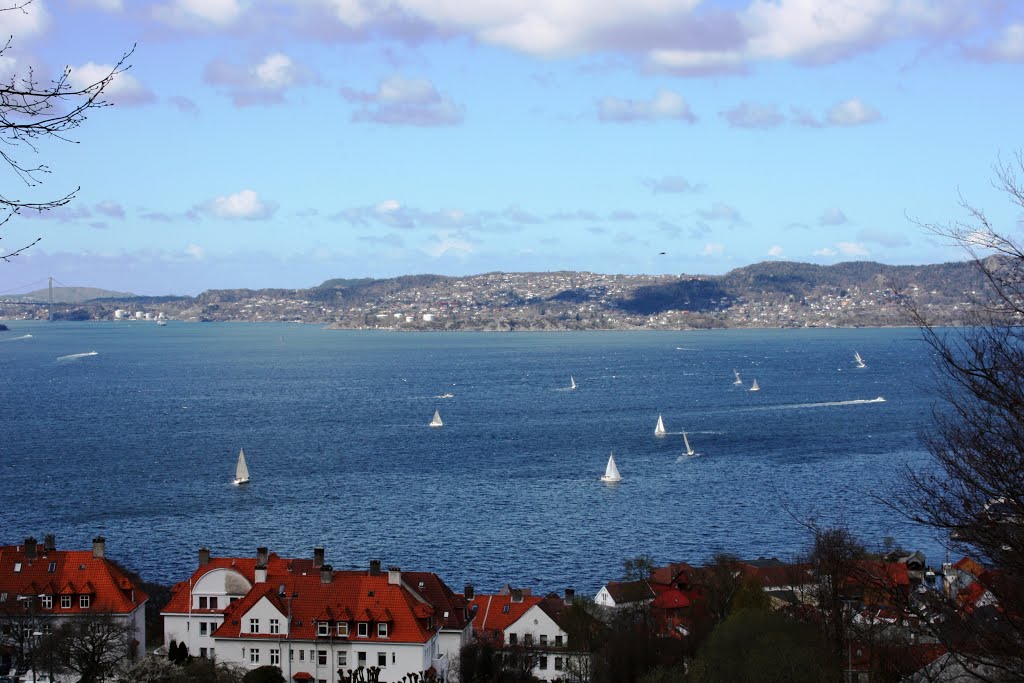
162 548 471 683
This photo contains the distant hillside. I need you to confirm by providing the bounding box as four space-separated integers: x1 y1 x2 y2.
8 286 135 304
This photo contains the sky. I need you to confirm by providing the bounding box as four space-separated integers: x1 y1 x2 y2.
0 0 1023 295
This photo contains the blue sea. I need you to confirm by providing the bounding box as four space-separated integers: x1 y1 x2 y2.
0 322 948 594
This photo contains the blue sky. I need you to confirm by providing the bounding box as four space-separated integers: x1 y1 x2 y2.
1 0 1023 295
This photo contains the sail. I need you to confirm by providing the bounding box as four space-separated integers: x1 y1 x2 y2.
750 379 760 392
854 351 866 368
733 370 742 385
655 415 666 436
601 452 621 482
234 449 250 483
683 431 694 456
430 409 443 427
570 375 577 390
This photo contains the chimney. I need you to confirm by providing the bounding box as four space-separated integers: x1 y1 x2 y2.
464 584 474 601
565 588 575 605
24 537 37 560
511 588 523 603
387 566 401 585
43 534 56 553
369 560 381 576
313 547 325 569
92 536 105 559
256 547 269 566
198 547 211 567
255 564 267 583
321 564 333 584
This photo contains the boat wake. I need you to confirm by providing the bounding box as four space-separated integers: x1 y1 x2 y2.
56 351 99 361
0 334 32 342
764 397 886 410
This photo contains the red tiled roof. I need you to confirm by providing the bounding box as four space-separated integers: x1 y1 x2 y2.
649 562 696 587
469 593 541 639
403 571 472 631
292 672 314 681
652 588 691 610
0 541 147 616
953 557 984 578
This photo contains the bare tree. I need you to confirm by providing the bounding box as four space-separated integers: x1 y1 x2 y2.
0 0 133 261
896 152 1024 678
47 612 135 683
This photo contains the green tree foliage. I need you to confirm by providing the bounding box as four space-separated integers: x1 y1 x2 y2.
689 609 834 683
241 665 286 683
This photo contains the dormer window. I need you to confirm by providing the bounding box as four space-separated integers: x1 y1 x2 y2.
317 623 329 637
209 597 218 609
80 595 90 609
337 623 348 637
199 597 208 609
377 623 388 638
61 595 71 609
41 595 52 610
357 623 368 638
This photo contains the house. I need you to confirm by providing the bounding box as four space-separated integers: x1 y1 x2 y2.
594 580 656 610
162 547 471 683
469 588 594 682
0 536 148 675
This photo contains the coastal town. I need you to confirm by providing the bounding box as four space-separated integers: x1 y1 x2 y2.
0 533 1008 682
0 261 989 331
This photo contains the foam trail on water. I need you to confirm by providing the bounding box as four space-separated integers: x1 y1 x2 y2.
765 397 886 410
0 334 32 342
56 351 98 361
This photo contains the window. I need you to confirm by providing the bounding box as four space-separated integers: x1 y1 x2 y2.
377 622 388 638
502 605 509 613
13 562 21 573
200 647 207 658
358 652 366 666
540 635 548 646
230 597 238 604
249 648 260 664
555 635 563 647
509 633 518 646
209 597 218 609
377 652 386 667
249 618 260 634
61 595 71 609
524 634 533 646
337 652 347 666
539 656 548 670
198 596 208 609
41 595 52 610
0 592 6 602
200 622 208 635
317 622 329 636
48 562 56 573
555 657 563 671
357 622 368 637
80 595 90 609
269 618 279 634
299 650 304 661
337 623 348 636
317 650 327 666
270 649 280 666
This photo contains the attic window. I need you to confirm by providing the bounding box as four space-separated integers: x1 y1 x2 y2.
418 581 425 588
367 591 374 597
317 623 329 636
443 611 449 618
357 622 368 638
13 562 21 573
79 564 85 570
48 562 56 573
502 605 510 613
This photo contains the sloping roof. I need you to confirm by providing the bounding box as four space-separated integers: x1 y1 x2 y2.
403 571 472 631
649 562 696 587
651 588 691 610
602 580 656 604
469 592 541 638
0 540 148 616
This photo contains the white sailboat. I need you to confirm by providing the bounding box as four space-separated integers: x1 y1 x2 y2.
733 369 742 385
233 448 250 485
654 414 667 437
569 375 577 390
854 351 866 368
429 409 443 428
750 379 760 392
683 431 695 457
600 452 621 483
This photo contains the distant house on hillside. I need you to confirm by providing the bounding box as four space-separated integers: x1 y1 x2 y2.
594 580 656 610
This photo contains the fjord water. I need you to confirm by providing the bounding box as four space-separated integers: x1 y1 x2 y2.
1 323 943 592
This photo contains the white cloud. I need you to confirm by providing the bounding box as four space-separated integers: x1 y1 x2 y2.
837 241 869 256
203 189 277 220
819 207 848 226
185 243 205 260
826 97 881 126
719 102 784 129
205 53 315 106
153 0 242 27
972 23 1024 62
426 230 475 259
768 245 783 257
376 199 401 213
813 247 837 257
598 90 696 123
75 0 124 10
341 76 464 126
647 49 746 76
69 62 155 106
0 0 50 38
702 242 725 256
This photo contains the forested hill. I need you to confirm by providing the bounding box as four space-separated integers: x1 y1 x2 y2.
0 260 991 329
